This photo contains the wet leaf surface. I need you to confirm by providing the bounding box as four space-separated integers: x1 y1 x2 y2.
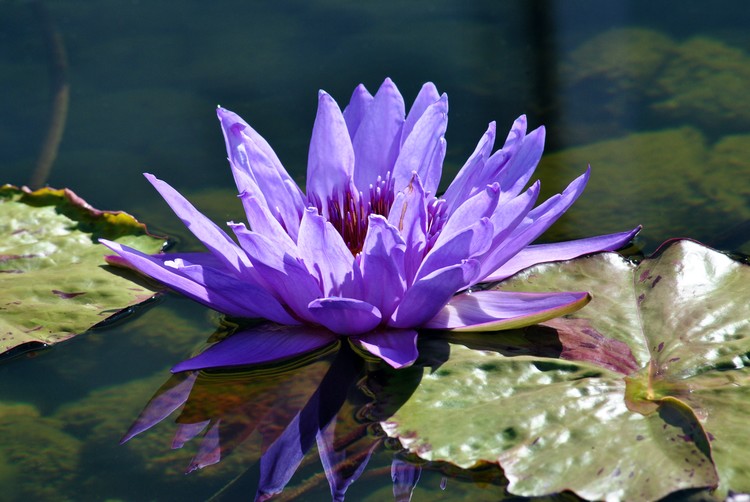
385 240 750 499
0 185 166 358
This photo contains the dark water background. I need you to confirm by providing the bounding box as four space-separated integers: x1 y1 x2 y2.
1 0 749 500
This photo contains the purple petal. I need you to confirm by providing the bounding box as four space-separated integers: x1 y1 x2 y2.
307 91 355 216
402 82 440 144
171 325 338 372
217 107 298 190
120 372 199 444
390 259 480 328
297 208 363 298
230 228 321 322
100 239 296 323
217 108 305 240
387 174 428 285
360 215 407 321
393 94 448 196
480 115 528 183
353 329 419 368
484 226 642 282
415 218 493 282
497 125 545 198
307 297 381 335
477 168 591 279
144 173 251 274
433 183 500 247
342 83 374 138
441 122 497 214
475 182 540 281
342 84 374 138
352 78 405 194
236 195 297 246
424 290 591 331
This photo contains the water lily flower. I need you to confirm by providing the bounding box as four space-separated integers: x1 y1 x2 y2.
101 78 639 370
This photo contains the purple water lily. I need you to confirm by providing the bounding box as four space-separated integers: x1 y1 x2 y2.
101 79 639 370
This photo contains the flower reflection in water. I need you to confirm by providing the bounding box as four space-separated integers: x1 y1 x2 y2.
123 327 434 501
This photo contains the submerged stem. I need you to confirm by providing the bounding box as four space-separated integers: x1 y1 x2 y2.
29 0 69 189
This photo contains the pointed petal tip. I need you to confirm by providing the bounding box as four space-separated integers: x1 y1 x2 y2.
428 290 591 332
420 81 438 93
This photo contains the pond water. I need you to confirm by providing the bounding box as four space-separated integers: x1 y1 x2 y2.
1 0 750 500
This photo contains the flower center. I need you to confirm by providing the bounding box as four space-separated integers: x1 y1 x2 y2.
325 173 394 256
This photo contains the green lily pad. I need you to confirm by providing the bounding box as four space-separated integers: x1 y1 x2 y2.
0 184 166 358
385 239 750 499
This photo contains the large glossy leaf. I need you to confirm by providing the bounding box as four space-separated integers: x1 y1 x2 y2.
385 239 750 500
0 185 166 357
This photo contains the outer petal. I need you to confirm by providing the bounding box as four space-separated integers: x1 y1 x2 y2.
477 168 591 280
353 329 419 369
392 94 448 196
100 239 296 323
171 325 339 372
401 82 440 144
351 78 405 195
415 218 493 282
217 108 304 240
238 194 297 247
441 121 497 214
217 107 298 189
497 125 545 198
387 174 428 285
474 182 540 282
307 297 381 335
423 290 591 331
483 226 642 282
360 215 407 321
342 84 373 138
144 173 251 274
432 183 499 247
297 208 363 298
231 228 321 322
390 259 480 328
307 91 355 216
479 115 528 187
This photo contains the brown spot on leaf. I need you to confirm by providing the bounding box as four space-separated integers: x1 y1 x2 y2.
541 318 640 375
